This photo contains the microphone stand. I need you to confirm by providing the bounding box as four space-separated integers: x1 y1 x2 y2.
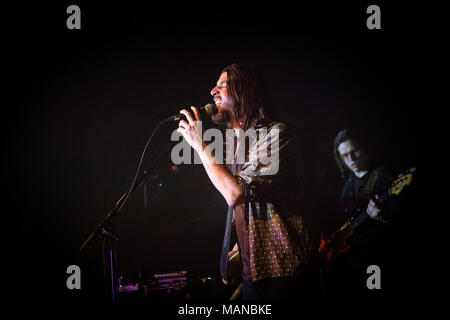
80 140 173 302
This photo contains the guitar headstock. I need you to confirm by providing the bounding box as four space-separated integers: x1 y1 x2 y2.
391 168 415 196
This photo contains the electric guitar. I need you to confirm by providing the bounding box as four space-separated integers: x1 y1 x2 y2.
320 167 415 272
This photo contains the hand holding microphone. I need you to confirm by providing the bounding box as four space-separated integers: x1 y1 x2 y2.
176 104 217 152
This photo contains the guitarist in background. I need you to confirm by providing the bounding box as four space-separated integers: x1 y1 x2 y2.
320 129 401 299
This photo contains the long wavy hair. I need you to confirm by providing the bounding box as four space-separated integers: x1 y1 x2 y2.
222 64 274 130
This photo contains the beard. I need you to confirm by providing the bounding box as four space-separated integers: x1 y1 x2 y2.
211 111 226 125
211 105 233 127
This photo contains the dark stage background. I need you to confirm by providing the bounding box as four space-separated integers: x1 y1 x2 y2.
5 1 428 308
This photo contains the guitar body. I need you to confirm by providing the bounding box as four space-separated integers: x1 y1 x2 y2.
321 219 354 272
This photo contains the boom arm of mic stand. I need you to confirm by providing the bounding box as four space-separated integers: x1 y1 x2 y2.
79 140 173 252
79 203 122 251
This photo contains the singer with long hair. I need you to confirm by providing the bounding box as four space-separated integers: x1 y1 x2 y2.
177 64 320 300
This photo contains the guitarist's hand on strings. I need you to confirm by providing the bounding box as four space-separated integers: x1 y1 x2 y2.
366 194 383 219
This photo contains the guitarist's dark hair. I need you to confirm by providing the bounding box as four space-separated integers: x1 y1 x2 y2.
334 129 371 179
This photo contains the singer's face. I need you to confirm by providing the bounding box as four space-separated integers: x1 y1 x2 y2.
210 72 232 125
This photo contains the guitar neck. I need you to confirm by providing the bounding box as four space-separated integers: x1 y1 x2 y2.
348 189 390 231
348 213 368 232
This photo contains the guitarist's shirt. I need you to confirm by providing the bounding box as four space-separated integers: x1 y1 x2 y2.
230 121 318 283
337 167 397 266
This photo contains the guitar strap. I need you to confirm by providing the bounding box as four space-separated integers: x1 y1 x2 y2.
363 167 390 224
363 167 381 199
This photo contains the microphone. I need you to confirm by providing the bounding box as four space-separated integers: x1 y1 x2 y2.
165 103 218 122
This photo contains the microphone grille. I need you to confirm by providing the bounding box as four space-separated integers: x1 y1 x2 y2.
204 103 218 115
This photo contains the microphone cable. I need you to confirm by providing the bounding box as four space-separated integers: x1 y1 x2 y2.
115 117 173 215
